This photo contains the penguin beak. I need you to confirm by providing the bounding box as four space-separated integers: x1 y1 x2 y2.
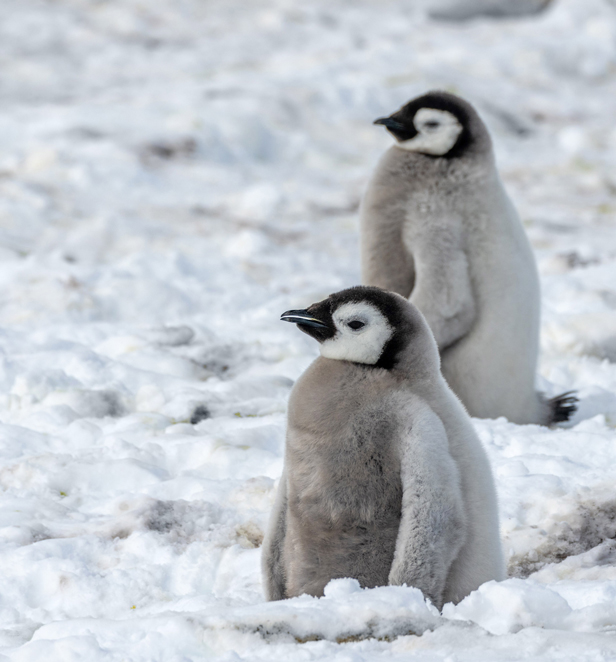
281 306 335 343
280 310 330 329
373 117 406 131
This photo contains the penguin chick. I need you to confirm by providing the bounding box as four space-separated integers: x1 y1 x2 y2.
362 90 577 425
262 286 504 609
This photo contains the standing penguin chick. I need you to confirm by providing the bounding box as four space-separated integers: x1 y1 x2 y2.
262 286 504 609
362 91 577 425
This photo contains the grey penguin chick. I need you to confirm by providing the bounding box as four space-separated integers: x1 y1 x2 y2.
262 286 505 609
362 91 577 425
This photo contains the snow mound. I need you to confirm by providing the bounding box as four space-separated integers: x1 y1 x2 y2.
203 579 443 643
444 572 616 636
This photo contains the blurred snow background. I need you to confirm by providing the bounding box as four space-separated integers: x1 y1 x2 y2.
0 0 615 659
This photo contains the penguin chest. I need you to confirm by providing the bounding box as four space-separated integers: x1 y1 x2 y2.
284 415 403 596
287 415 403 528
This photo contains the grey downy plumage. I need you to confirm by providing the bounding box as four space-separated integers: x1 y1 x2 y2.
362 90 577 425
262 286 505 609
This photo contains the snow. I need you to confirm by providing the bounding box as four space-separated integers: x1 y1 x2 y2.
0 0 615 659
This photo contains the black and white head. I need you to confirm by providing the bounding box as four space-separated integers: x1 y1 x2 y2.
374 90 489 158
281 286 438 372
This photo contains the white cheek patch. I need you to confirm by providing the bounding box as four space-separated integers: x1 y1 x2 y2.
396 108 463 156
320 302 393 365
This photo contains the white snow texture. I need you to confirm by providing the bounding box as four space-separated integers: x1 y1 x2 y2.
0 0 615 660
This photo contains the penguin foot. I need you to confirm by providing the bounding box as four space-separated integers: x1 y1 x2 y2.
549 391 578 424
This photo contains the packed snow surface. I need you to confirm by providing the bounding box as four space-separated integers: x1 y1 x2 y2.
0 0 616 659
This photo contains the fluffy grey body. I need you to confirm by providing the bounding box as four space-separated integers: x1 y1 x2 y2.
262 287 504 608
362 91 576 425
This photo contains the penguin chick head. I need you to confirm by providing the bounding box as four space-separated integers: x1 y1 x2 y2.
374 90 486 158
281 286 438 371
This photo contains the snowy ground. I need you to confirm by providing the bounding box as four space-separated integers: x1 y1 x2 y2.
0 0 615 659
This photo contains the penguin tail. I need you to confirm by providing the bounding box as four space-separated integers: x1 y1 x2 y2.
549 390 578 424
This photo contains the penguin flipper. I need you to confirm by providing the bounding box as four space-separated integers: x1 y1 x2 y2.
549 390 578 424
389 400 466 609
408 244 476 351
261 470 289 601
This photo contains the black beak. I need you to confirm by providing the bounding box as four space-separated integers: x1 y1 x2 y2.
374 117 406 131
280 309 330 329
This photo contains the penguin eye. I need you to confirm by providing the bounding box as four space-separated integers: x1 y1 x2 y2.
348 320 365 330
423 121 440 129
